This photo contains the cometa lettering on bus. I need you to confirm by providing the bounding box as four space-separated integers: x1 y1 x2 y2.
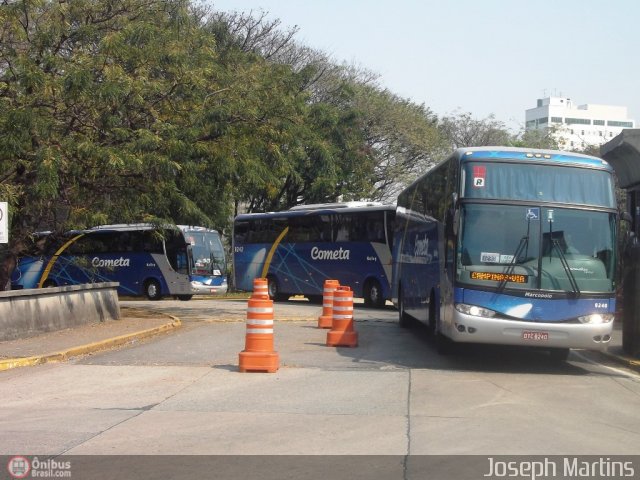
310 246 351 261
91 257 131 268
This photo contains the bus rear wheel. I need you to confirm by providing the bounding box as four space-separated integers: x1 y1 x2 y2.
364 279 384 308
145 279 162 301
267 276 287 302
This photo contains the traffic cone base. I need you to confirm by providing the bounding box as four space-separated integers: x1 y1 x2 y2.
238 351 280 373
317 315 333 328
326 330 358 347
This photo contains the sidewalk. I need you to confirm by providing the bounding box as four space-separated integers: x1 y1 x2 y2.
0 307 181 371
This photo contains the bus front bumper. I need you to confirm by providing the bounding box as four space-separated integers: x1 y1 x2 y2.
190 279 228 296
446 310 614 350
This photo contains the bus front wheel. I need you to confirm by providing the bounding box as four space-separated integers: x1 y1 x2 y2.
145 279 162 301
398 286 412 328
433 293 453 354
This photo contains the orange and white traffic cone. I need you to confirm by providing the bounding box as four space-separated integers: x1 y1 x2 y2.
326 286 358 348
317 279 340 328
252 278 269 299
238 294 279 373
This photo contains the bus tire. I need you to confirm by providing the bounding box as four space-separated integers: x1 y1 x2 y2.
436 333 453 355
398 285 412 328
266 275 286 302
307 295 323 305
144 279 162 301
177 295 193 301
433 293 453 354
364 279 384 308
426 292 436 336
42 279 57 288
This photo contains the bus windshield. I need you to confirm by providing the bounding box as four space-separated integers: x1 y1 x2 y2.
462 162 616 207
185 230 226 276
456 204 616 294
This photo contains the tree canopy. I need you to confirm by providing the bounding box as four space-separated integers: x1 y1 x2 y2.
0 0 571 289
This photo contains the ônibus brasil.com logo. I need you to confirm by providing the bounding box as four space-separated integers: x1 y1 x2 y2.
7 456 30 479
7 456 72 478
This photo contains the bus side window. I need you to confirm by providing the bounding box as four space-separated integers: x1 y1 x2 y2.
334 214 351 242
372 221 385 243
175 251 188 274
318 215 331 242
142 231 163 254
234 221 249 244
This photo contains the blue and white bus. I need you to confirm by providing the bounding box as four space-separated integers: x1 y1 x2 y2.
11 224 228 300
392 147 618 359
233 203 395 307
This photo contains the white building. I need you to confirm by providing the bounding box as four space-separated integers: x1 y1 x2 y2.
525 96 635 151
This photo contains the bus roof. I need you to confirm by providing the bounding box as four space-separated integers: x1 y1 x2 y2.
235 203 395 221
288 201 387 211
88 224 219 234
455 146 613 170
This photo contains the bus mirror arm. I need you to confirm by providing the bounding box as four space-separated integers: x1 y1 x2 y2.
452 208 460 237
451 193 460 237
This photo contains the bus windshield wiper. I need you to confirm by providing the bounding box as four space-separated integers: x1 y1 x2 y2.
497 215 533 293
552 240 581 297
546 209 580 297
497 235 528 292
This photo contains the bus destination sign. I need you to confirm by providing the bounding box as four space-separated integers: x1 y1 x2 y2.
470 271 528 284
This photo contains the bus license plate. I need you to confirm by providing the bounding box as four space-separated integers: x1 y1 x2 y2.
522 331 549 341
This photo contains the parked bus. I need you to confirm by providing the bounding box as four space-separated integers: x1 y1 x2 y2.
233 203 395 307
392 147 618 359
11 224 228 300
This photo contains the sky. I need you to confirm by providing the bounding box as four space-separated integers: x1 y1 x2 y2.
210 0 639 132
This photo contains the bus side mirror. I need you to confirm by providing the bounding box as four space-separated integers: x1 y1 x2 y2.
452 208 460 237
450 193 460 236
621 211 633 223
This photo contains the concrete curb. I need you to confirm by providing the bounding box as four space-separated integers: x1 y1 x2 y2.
600 350 640 372
201 316 318 323
0 315 182 372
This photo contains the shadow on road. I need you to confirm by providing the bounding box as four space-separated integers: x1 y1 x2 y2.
329 311 614 377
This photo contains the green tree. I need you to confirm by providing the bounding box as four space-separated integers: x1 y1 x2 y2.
206 12 377 213
0 0 223 288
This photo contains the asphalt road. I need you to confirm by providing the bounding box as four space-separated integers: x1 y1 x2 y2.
1 298 639 477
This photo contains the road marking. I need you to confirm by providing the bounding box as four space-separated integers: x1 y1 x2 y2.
572 351 640 379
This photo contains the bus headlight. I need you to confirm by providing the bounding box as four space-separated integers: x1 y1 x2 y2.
455 303 496 318
578 313 614 324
